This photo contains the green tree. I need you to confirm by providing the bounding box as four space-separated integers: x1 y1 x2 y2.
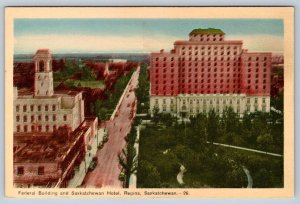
256 133 274 150
118 145 138 188
137 160 161 188
152 106 160 125
207 109 219 143
222 107 240 134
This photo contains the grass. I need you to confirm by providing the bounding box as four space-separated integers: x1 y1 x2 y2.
54 79 105 89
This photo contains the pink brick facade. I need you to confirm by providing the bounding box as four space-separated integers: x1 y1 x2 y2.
150 28 272 116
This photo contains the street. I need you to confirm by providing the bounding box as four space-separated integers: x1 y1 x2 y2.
82 67 140 188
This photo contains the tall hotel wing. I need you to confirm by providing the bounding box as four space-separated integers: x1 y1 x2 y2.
150 28 271 117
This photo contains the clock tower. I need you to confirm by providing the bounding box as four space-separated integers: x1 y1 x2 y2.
34 49 54 97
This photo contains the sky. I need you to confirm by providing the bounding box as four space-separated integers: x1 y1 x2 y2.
14 19 284 54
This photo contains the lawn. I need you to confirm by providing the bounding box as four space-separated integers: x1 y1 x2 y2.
54 79 105 89
64 79 105 89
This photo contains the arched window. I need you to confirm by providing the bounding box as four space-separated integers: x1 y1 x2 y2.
39 60 45 72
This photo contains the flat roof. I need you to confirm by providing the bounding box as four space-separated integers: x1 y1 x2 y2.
14 125 89 163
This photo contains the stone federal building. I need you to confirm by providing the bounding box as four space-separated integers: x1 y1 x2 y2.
150 28 272 117
13 49 100 187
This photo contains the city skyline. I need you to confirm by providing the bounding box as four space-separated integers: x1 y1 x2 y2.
14 19 284 54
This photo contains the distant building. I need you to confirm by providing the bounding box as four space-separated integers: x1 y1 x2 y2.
108 59 127 63
13 49 100 188
150 28 272 117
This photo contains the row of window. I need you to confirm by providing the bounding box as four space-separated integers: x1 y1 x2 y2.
181 44 236 51
16 166 44 176
181 51 239 56
154 61 268 68
155 78 242 84
153 90 247 95
155 55 268 62
155 73 243 79
160 105 267 113
154 67 267 75
156 97 266 105
154 73 268 80
153 88 268 95
16 104 57 112
15 114 67 123
16 124 59 133
154 84 268 90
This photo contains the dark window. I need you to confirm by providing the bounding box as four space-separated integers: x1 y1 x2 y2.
17 167 24 175
38 166 44 175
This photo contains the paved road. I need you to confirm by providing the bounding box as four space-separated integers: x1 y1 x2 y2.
208 141 283 157
82 67 140 188
176 165 186 185
242 166 253 188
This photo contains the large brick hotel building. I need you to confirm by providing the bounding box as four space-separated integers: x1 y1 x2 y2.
150 28 272 117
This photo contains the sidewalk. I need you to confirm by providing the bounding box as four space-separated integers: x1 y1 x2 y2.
67 128 106 188
208 141 283 157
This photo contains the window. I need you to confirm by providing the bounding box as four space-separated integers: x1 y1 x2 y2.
53 115 56 121
23 105 27 112
17 125 20 132
30 105 34 111
46 125 49 132
38 115 42 121
23 115 27 122
52 105 56 111
31 125 35 132
17 166 24 175
16 105 20 112
38 166 44 175
38 125 42 132
24 125 28 132
16 115 20 122
45 115 49 121
38 105 41 111
63 115 67 121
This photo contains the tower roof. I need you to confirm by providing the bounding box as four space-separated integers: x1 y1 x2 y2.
189 28 225 35
36 48 51 54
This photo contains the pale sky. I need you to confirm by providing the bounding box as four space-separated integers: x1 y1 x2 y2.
14 19 284 54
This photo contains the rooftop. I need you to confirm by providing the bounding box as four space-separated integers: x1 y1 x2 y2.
14 125 89 163
189 28 225 35
36 48 51 54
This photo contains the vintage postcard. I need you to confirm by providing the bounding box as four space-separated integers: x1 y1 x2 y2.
5 7 294 198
